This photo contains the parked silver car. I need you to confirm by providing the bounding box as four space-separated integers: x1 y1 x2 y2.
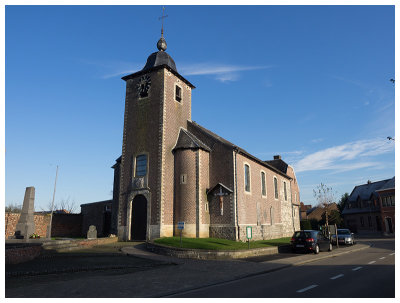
331 229 355 245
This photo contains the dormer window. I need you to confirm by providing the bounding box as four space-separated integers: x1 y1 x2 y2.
175 85 182 102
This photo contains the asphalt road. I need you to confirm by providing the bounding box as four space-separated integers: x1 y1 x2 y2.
168 238 395 298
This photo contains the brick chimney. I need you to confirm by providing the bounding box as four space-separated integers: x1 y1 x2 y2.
274 155 282 160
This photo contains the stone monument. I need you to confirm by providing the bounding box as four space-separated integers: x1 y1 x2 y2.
87 225 97 239
15 186 36 240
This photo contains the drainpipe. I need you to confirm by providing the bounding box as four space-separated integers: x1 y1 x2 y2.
234 148 239 241
290 179 295 232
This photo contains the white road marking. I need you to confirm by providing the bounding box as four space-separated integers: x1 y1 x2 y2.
330 274 344 280
389 253 395 256
352 267 362 271
296 285 318 293
379 257 386 260
368 261 376 264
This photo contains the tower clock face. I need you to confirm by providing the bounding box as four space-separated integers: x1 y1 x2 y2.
137 75 151 98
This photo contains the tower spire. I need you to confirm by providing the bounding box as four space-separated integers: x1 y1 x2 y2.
157 6 168 51
159 6 168 37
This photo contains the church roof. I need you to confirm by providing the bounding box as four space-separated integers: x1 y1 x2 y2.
142 50 177 73
173 128 211 152
121 36 195 88
111 156 121 169
264 159 289 174
188 121 292 180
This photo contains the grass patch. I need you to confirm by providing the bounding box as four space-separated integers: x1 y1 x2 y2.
154 237 291 250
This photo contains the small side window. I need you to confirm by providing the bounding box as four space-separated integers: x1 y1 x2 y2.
180 174 187 184
175 85 182 102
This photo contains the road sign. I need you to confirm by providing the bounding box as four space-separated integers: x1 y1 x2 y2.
246 226 252 239
178 221 185 230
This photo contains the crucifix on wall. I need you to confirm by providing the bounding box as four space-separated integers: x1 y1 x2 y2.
207 183 233 217
214 187 229 216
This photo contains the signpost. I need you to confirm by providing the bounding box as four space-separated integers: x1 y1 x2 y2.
246 226 252 249
178 221 185 248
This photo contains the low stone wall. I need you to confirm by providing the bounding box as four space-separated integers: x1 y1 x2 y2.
209 226 237 241
73 237 118 248
5 243 43 265
237 224 293 241
146 242 290 260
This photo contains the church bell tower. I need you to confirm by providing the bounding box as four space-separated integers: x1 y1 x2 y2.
117 28 196 241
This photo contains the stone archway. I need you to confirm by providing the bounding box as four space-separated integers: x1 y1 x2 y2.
131 195 147 240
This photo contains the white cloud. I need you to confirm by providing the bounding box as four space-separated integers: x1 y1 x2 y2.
294 138 394 173
179 63 272 82
102 70 137 79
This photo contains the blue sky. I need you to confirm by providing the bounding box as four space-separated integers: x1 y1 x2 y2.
5 5 395 211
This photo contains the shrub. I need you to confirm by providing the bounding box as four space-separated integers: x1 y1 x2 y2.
300 220 312 230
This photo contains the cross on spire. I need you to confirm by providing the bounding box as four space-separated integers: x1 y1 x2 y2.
159 6 168 37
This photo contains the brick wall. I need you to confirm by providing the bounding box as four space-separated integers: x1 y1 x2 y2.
81 201 111 237
163 70 192 235
235 153 296 240
5 244 43 264
198 149 210 236
5 212 82 238
119 66 193 240
174 149 197 236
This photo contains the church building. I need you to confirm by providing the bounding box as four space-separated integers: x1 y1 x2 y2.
112 32 301 242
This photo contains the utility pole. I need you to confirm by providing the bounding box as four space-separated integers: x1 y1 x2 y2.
47 165 59 239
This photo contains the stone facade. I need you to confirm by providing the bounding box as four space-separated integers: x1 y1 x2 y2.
115 36 301 241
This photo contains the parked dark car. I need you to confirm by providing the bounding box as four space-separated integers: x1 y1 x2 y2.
331 229 355 245
290 230 333 254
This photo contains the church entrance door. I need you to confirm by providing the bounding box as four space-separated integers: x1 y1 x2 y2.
131 195 147 240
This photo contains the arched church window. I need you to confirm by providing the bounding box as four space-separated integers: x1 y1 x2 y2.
135 154 147 177
270 206 274 225
261 171 266 196
283 181 287 201
244 164 250 192
273 177 278 199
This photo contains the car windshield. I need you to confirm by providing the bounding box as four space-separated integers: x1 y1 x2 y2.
294 231 312 238
337 230 351 235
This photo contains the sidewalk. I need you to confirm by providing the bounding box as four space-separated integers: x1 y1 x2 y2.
121 241 371 297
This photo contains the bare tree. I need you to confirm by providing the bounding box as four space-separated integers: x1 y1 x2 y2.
5 203 22 213
58 197 77 213
313 183 335 229
41 197 77 213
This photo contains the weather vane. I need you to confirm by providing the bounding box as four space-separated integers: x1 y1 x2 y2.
159 6 168 37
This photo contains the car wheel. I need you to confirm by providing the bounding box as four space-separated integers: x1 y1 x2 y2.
328 243 333 251
314 244 320 254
